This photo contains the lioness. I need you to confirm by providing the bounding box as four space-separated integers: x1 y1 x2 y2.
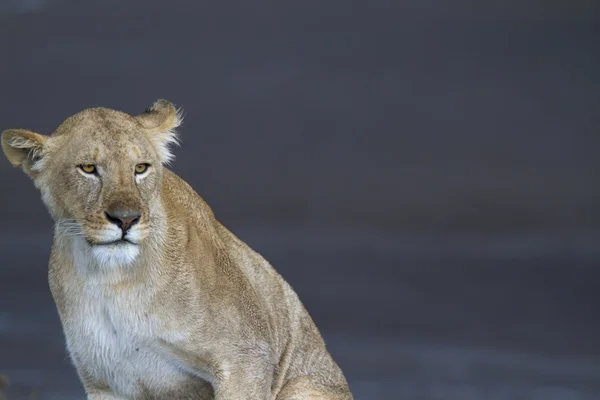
1 100 353 400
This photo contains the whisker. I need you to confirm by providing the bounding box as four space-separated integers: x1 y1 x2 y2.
54 220 86 244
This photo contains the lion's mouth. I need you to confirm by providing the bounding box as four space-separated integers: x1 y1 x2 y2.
88 238 137 246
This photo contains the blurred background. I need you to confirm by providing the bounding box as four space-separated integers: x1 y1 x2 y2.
1 1 599 399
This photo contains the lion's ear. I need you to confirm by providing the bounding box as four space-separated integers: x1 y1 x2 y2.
1 129 48 177
135 99 182 165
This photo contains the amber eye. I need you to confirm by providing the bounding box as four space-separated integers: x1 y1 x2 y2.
135 163 149 174
80 164 96 174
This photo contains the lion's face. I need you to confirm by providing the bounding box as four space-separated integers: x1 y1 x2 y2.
1 100 181 267
45 110 165 266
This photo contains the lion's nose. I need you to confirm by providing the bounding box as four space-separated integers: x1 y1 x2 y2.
104 210 141 233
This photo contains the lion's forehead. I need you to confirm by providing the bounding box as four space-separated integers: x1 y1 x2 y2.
54 108 148 144
77 142 147 160
55 107 137 133
56 128 156 165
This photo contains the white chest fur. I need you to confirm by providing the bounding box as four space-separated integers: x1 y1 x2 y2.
64 280 189 398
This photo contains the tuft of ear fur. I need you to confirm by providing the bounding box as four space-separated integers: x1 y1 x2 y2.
1 129 48 177
135 99 183 165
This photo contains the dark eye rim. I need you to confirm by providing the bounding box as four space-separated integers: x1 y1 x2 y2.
79 164 97 174
135 163 151 174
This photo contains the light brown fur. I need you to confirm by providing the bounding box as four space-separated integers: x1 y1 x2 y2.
1 100 353 400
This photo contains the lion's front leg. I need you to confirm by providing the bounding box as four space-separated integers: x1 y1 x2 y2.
213 379 272 400
86 389 126 400
212 362 274 400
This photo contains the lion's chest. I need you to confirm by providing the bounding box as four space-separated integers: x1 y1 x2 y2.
64 284 192 398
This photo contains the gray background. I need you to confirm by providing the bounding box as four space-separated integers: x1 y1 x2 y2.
0 1 599 399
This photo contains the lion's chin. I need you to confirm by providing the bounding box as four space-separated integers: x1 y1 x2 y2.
90 241 140 267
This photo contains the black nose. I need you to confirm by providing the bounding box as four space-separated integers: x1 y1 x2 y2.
104 210 141 233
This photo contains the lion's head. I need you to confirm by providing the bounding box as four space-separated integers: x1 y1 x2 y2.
1 100 182 267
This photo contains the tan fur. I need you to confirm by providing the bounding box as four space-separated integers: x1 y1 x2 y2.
1 100 353 400
0 375 7 400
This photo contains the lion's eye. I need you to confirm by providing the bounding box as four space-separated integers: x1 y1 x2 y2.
135 163 149 174
80 164 96 174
